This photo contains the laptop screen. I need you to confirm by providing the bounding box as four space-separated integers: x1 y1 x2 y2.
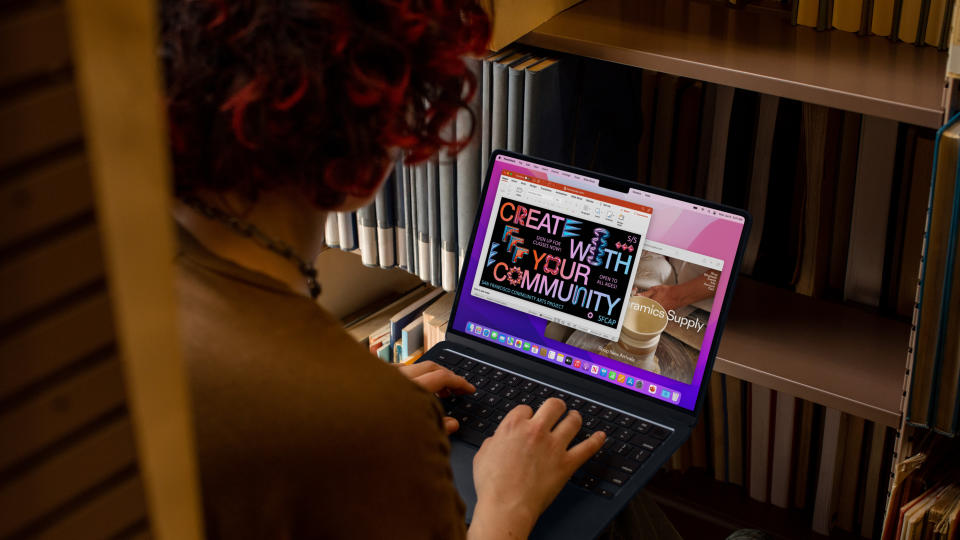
451 153 747 412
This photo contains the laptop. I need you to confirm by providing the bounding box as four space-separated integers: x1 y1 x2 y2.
418 150 751 538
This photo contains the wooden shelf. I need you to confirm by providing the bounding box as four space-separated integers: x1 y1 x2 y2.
519 0 947 128
718 278 909 427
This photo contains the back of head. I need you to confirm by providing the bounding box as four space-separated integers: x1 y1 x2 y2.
160 0 491 209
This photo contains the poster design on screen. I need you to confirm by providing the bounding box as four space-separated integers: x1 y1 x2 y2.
476 197 642 338
544 245 723 384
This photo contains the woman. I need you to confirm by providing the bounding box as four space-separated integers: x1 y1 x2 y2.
161 0 607 537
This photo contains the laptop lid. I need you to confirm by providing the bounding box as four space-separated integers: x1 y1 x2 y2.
448 151 750 419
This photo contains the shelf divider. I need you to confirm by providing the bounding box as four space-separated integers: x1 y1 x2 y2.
519 0 946 128
717 278 909 427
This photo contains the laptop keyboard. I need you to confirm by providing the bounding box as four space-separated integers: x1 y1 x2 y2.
430 351 672 499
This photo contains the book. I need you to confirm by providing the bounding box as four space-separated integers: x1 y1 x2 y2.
389 287 444 360
705 85 735 204
422 291 455 351
860 422 888 538
794 0 820 26
427 156 441 287
834 0 865 31
752 99 804 289
708 373 727 482
415 162 430 282
669 80 703 195
375 164 397 269
898 0 925 42
896 130 935 317
795 104 839 297
481 49 514 182
908 119 960 427
693 83 717 199
792 399 819 510
932 127 960 434
924 0 949 45
844 115 899 306
324 213 340 248
438 122 457 291
648 74 679 189
394 161 408 270
860 0 876 34
741 94 779 275
337 211 357 251
769 392 795 508
818 0 836 30
479 0 581 52
400 316 425 363
523 58 573 163
458 57 483 268
836 415 865 532
811 407 844 535
507 57 540 153
345 284 430 342
403 165 420 276
637 70 659 183
357 200 377 267
873 0 897 35
826 111 862 300
721 89 759 210
748 385 772 502
492 52 528 154
726 375 745 487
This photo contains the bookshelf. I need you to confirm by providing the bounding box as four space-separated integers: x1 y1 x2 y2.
519 0 947 128
719 279 908 427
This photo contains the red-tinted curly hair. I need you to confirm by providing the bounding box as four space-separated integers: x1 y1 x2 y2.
161 0 490 208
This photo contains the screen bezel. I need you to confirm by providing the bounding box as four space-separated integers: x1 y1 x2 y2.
447 150 752 421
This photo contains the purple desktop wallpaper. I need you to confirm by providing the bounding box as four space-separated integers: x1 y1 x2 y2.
452 155 746 411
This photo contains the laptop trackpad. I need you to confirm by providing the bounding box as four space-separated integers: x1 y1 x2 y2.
449 439 479 522
449 438 617 539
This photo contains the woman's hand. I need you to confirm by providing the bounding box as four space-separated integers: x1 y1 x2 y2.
396 361 475 434
469 398 606 539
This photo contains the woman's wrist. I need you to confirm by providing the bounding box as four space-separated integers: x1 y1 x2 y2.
469 498 537 540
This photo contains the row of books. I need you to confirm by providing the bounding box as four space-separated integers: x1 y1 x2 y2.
905 114 960 435
792 0 954 48
345 285 454 364
328 52 928 321
324 47 569 292
663 373 895 537
882 436 960 539
561 57 930 315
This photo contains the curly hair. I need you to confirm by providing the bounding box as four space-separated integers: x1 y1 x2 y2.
161 0 490 208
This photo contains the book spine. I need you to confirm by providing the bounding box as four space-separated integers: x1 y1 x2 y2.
844 116 898 306
394 161 407 270
375 163 397 269
492 61 509 153
706 86 735 203
860 0 875 34
357 201 378 267
324 212 340 248
427 156 441 287
416 162 430 282
439 121 458 291
748 385 772 502
742 94 780 275
404 164 416 275
769 392 796 508
481 56 493 182
458 59 483 271
811 407 843 535
337 211 357 251
507 65 524 152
